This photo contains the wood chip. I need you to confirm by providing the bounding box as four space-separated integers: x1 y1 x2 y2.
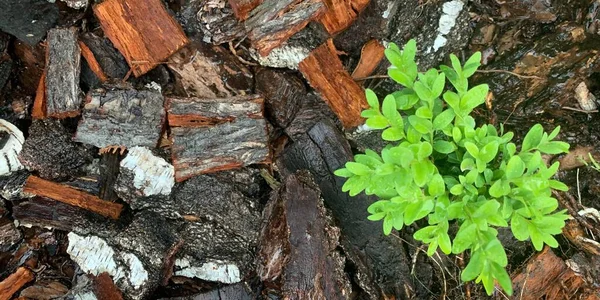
228 0 263 20
299 39 367 128
167 95 269 181
93 0 189 77
32 71 46 119
0 267 34 300
23 176 123 219
351 39 385 80
45 27 82 118
79 40 108 83
319 0 370 35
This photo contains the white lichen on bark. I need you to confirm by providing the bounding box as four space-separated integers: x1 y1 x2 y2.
175 257 241 284
0 119 24 175
430 0 464 53
251 45 310 69
120 147 175 196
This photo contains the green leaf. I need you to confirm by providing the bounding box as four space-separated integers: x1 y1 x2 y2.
366 115 388 129
473 200 501 219
548 126 561 140
450 184 463 195
365 89 379 109
464 142 480 157
443 91 460 111
438 232 452 254
431 73 446 99
412 160 432 187
505 156 525 179
428 173 445 196
334 168 353 178
460 158 476 171
537 141 570 154
528 222 544 250
383 215 393 235
521 124 543 152
413 81 434 101
382 127 405 141
405 199 434 224
461 250 484 281
479 141 499 163
433 109 455 130
549 180 569 191
418 142 433 160
450 54 463 75
452 127 462 143
402 39 417 62
388 69 414 88
462 52 482 78
485 239 507 266
461 84 489 111
416 106 433 119
382 95 399 122
346 162 371 175
434 140 455 154
414 225 437 241
408 115 433 134
511 214 529 241
489 180 504 198
490 262 513 296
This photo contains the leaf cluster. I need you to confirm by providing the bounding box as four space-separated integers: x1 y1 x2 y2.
335 40 571 296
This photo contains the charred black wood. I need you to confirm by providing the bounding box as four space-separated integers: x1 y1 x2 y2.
74 87 165 149
0 169 30 201
79 32 129 87
0 0 59 45
18 119 93 180
279 119 413 299
258 170 351 299
99 151 122 202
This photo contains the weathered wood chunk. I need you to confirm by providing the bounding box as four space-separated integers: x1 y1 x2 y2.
19 119 92 179
0 217 22 252
114 146 175 202
74 87 165 149
0 267 34 300
93 0 189 77
79 32 129 80
45 28 82 118
32 72 46 119
298 39 367 128
319 0 370 35
0 0 58 45
0 170 30 201
23 176 124 219
258 171 350 299
167 95 269 181
167 43 253 99
18 281 69 299
79 40 108 83
229 0 263 20
352 39 385 80
255 68 305 128
246 0 326 56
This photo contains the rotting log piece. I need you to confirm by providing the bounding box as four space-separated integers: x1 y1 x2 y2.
18 119 93 179
93 0 189 77
0 267 34 300
258 170 351 299
298 39 367 129
23 176 124 219
280 117 413 299
246 0 326 56
167 95 269 181
319 0 370 35
167 43 253 99
74 87 165 149
45 27 82 118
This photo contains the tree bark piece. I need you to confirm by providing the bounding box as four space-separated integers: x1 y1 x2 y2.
80 32 129 80
351 39 385 80
255 68 305 128
19 119 92 179
246 0 326 56
0 217 22 252
23 176 123 219
32 71 47 119
280 118 413 299
0 267 34 300
93 0 189 77
0 119 25 176
0 0 58 45
298 39 367 128
167 43 253 99
79 40 108 83
229 0 263 20
258 171 351 299
74 87 165 149
45 27 82 118
319 0 370 35
167 95 269 181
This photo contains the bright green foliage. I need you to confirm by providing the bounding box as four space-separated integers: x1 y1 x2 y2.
334 40 571 296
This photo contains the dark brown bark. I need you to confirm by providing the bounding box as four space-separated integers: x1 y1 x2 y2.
255 68 305 128
45 27 82 118
79 40 108 83
258 171 351 299
93 0 189 77
74 87 165 149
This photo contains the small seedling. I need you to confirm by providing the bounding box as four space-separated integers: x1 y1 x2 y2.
335 40 571 296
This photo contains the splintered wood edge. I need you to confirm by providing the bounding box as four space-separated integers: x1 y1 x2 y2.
23 176 123 219
0 267 34 300
228 0 263 21
32 71 47 119
319 0 371 35
93 0 189 77
298 39 367 128
79 40 108 82
352 39 385 80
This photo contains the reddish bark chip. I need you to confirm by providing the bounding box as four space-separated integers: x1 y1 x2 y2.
298 39 367 128
167 95 269 182
228 0 263 20
319 0 370 35
93 0 189 77
352 39 385 80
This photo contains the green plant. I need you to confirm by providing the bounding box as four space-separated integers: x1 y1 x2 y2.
334 40 571 296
